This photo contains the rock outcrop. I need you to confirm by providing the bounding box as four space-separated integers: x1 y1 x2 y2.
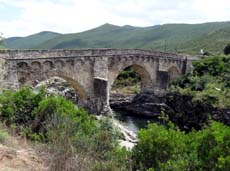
110 92 168 117
110 92 230 132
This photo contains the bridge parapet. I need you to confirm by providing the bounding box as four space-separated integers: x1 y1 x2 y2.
0 49 187 60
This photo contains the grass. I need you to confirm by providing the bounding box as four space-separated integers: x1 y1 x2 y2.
0 123 9 144
111 84 141 95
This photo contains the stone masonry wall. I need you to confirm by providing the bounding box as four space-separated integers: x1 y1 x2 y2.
0 49 194 114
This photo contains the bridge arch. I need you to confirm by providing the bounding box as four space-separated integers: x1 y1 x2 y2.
109 63 152 93
17 62 29 70
43 61 54 70
40 74 87 100
17 70 88 101
54 60 64 70
31 61 41 70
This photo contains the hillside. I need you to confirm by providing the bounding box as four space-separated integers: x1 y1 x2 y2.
4 31 61 49
178 26 230 54
4 21 230 54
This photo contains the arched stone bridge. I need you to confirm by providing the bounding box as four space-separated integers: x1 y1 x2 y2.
0 49 194 114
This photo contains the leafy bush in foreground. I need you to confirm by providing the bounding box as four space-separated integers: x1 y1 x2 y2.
0 87 46 127
0 87 130 171
1 86 229 171
133 121 230 171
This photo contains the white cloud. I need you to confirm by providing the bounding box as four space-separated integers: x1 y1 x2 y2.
0 0 229 37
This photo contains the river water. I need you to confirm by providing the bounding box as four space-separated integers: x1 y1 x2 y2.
113 110 159 134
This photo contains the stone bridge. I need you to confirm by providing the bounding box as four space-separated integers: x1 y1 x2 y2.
0 49 194 114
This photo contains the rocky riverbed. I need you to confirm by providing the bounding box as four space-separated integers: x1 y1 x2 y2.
33 77 230 133
110 92 230 132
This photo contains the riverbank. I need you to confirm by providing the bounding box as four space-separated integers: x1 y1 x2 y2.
110 91 230 132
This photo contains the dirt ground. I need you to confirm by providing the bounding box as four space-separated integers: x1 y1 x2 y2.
0 135 48 171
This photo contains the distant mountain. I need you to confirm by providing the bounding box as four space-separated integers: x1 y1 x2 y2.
178 26 230 54
4 22 230 54
4 31 61 49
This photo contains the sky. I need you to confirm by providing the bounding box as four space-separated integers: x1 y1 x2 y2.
0 0 229 37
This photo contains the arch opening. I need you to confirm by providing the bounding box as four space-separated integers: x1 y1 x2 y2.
168 66 181 82
109 64 154 134
17 62 29 70
109 64 152 111
110 64 152 94
17 70 88 108
31 61 41 70
111 66 141 95
34 76 87 107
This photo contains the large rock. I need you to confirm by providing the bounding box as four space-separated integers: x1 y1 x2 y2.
35 77 79 103
110 92 168 117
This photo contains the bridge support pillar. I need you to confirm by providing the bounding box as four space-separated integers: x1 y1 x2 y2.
152 70 169 96
93 78 111 115
93 57 112 115
3 61 19 90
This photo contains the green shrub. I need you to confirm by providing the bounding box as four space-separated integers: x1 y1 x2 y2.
169 55 230 108
0 129 8 144
32 95 95 135
33 96 123 170
113 66 141 87
132 121 230 171
0 87 129 170
193 56 226 76
0 87 46 127
132 123 185 170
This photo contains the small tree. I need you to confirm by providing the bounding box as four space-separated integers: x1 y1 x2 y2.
224 44 230 55
0 33 4 48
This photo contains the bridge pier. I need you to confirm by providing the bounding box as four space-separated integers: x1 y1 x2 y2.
93 78 112 115
92 57 112 115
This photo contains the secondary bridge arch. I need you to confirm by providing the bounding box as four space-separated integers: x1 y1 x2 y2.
108 63 152 93
0 49 194 114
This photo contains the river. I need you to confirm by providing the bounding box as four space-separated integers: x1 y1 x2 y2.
113 110 159 134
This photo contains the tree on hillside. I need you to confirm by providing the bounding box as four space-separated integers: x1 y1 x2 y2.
224 44 230 55
0 33 4 47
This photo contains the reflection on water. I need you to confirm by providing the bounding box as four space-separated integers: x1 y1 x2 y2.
113 110 159 134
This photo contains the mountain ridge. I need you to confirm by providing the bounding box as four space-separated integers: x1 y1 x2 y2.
4 21 230 54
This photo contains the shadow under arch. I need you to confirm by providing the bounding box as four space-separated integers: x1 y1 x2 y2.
110 64 152 93
23 72 88 100
168 66 181 81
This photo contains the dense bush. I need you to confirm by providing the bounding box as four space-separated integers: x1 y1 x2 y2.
133 121 230 171
193 55 230 77
170 56 230 108
0 87 130 171
0 87 46 127
224 44 230 55
1 68 230 171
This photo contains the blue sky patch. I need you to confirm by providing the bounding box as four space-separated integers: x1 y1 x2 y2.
0 3 22 21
